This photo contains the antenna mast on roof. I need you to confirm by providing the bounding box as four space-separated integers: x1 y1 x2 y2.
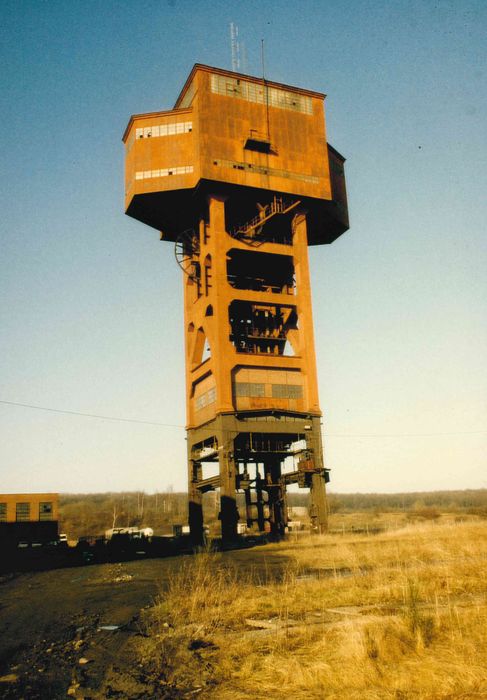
230 22 240 71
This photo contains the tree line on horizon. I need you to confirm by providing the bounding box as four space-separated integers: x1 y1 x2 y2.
58 488 487 540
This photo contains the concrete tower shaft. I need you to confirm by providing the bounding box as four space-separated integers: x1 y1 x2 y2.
123 64 348 543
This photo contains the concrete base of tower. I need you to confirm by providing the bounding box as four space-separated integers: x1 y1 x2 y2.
187 411 329 544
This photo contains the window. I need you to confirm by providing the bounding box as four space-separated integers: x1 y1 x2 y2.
195 386 217 411
227 249 294 294
134 165 193 181
179 80 196 108
39 502 53 521
235 382 249 397
16 503 30 522
212 158 319 184
250 383 265 397
229 302 298 355
133 121 192 140
271 384 303 399
234 382 265 398
210 74 313 115
0 503 6 522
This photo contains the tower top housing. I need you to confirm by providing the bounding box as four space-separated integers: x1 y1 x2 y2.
123 64 348 245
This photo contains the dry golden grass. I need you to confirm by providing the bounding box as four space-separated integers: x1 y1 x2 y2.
140 520 487 699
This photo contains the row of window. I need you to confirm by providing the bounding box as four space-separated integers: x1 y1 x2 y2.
213 158 320 185
234 383 303 399
210 74 313 115
0 502 53 522
135 121 193 139
193 382 304 410
195 386 217 411
135 165 194 180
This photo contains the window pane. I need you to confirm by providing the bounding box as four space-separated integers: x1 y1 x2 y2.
235 382 249 397
249 383 265 397
16 503 30 522
39 502 53 521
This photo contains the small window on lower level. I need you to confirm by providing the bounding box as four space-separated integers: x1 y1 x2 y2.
16 502 30 522
39 502 53 521
0 503 7 522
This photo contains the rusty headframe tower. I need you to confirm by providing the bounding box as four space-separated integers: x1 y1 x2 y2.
123 64 348 544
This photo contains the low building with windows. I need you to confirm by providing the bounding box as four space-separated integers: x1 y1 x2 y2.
0 493 59 548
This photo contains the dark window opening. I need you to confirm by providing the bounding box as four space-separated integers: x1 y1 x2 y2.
244 136 272 153
204 255 212 295
187 261 202 299
227 249 294 294
233 432 304 456
229 301 297 355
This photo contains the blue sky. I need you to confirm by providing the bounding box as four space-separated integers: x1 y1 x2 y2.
1 0 486 494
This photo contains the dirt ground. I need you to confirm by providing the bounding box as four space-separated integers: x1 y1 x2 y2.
0 556 192 699
0 546 287 699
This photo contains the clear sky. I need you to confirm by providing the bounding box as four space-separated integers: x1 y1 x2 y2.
1 0 486 495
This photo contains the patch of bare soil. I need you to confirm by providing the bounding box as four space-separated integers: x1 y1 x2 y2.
0 558 190 698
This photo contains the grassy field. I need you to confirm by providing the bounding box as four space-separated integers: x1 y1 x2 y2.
138 517 487 699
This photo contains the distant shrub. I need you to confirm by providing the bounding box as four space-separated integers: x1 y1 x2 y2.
466 506 487 519
409 506 441 521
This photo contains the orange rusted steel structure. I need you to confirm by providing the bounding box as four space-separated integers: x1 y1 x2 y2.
123 64 348 543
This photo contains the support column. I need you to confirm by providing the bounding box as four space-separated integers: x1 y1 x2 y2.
266 458 287 538
309 472 328 533
308 417 328 533
218 424 238 542
188 457 204 546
